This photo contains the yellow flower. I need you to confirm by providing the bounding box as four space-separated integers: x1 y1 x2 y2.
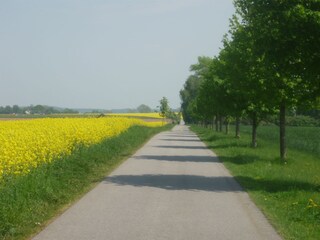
307 198 319 208
0 117 163 178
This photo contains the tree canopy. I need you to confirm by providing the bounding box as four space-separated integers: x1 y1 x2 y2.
180 0 320 160
137 104 152 113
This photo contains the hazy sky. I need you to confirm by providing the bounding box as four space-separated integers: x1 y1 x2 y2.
0 0 235 109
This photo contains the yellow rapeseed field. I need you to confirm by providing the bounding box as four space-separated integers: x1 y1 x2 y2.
0 117 163 178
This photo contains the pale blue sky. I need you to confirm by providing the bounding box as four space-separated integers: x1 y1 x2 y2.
0 0 235 109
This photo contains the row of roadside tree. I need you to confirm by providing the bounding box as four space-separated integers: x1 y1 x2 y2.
180 0 320 161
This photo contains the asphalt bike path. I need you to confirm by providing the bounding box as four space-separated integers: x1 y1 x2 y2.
33 125 281 240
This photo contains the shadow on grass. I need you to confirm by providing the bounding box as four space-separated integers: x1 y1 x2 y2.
134 155 219 163
235 176 320 193
202 135 220 142
208 142 250 150
218 155 258 165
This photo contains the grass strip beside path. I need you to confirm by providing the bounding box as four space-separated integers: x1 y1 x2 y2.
0 124 173 240
191 125 320 240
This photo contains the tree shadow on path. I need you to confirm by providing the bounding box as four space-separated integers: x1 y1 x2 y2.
162 134 196 138
105 174 243 192
104 174 319 193
134 155 219 163
153 145 208 150
160 139 201 142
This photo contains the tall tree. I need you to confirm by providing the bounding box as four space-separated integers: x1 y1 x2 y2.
218 17 275 146
159 97 170 124
234 0 320 160
196 58 230 132
180 75 203 123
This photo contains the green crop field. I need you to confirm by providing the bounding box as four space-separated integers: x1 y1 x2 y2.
238 125 320 156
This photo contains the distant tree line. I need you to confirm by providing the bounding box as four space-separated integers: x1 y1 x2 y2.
99 104 180 114
0 105 79 114
97 104 154 114
180 0 320 161
0 103 180 115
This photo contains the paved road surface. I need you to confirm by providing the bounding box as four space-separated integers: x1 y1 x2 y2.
33 125 281 240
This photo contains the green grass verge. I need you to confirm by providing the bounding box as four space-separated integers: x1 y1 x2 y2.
191 125 320 240
0 124 173 240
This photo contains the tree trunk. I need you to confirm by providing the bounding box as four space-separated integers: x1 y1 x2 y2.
235 116 240 138
251 112 258 148
219 116 223 132
215 114 219 132
280 101 287 161
225 119 229 135
212 116 215 130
